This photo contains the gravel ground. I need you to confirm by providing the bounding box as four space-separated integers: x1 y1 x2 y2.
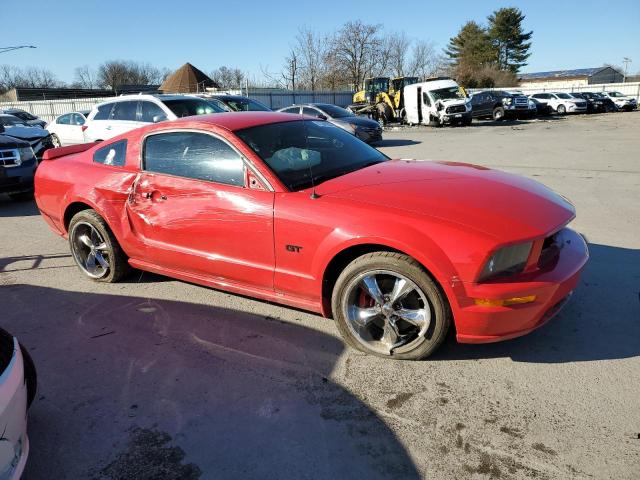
1 111 639 479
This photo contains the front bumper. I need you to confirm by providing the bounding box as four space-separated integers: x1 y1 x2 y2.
454 228 589 343
355 127 383 143
442 111 471 123
0 160 36 194
567 104 587 113
505 105 536 117
0 338 29 480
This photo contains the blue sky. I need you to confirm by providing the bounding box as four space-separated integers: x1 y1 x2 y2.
2 0 639 83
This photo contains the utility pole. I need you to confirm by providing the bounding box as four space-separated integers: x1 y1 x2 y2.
0 45 36 54
622 57 631 82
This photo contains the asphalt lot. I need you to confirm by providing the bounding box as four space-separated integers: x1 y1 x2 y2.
2 111 639 479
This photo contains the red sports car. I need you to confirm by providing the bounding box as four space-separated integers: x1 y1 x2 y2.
34 112 588 360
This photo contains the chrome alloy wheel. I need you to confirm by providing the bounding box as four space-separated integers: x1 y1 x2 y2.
342 270 432 355
70 221 111 279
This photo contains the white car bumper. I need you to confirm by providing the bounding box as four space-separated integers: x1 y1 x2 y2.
0 338 29 480
567 104 587 113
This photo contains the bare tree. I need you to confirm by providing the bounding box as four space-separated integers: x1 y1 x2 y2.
97 60 165 89
294 27 326 91
386 32 411 77
211 66 245 89
281 49 299 90
408 40 444 79
0 65 61 92
330 20 383 90
73 65 98 89
0 64 22 93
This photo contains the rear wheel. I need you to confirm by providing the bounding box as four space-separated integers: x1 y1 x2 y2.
492 106 505 120
68 209 130 282
331 252 451 360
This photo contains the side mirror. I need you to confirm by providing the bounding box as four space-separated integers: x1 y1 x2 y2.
152 114 167 123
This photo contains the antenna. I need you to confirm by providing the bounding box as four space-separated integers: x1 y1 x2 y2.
303 119 320 199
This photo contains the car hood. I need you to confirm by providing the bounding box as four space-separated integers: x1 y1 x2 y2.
0 134 30 148
3 125 49 140
315 160 575 240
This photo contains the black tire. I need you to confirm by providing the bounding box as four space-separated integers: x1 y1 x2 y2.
8 191 34 202
428 115 442 127
50 134 61 147
68 209 130 282
492 106 505 121
20 344 37 409
462 116 472 126
556 104 566 115
331 252 451 360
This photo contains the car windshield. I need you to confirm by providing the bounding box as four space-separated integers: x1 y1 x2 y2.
236 120 388 191
223 98 270 112
205 98 232 112
556 93 572 99
430 87 465 101
0 115 26 126
11 111 37 121
162 98 225 117
313 104 353 118
608 92 624 97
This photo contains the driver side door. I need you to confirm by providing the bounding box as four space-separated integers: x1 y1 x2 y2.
126 130 275 290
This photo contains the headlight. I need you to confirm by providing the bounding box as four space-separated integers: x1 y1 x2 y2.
502 97 513 105
18 147 35 164
478 242 532 281
528 101 536 108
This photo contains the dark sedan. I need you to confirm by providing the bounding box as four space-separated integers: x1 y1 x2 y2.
568 93 605 114
529 97 553 116
0 114 55 159
581 92 617 112
1 108 47 128
278 103 383 143
0 128 37 200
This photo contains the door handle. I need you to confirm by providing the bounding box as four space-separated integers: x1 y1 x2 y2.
106 126 112 130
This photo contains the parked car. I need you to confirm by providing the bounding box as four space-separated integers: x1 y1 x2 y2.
1 108 47 128
35 112 588 360
0 128 38 200
470 90 536 120
83 94 225 142
278 103 382 143
47 110 91 146
404 78 472 126
529 97 553 116
600 91 637 111
0 327 36 480
584 92 618 112
567 93 605 114
207 95 272 112
0 114 55 159
529 92 587 114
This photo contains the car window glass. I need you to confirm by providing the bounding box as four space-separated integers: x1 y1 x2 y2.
57 114 72 125
140 101 167 123
110 101 138 121
282 107 300 114
93 140 127 167
422 92 431 106
71 113 85 125
93 104 113 120
302 107 322 118
144 132 245 187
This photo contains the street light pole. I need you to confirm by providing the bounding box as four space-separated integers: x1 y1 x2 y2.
622 57 631 83
0 45 36 54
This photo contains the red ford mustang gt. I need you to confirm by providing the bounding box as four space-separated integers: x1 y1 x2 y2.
34 112 588 360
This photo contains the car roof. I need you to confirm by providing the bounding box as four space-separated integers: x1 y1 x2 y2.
171 111 305 131
214 95 254 101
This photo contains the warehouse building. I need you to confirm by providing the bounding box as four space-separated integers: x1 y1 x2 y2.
519 66 624 89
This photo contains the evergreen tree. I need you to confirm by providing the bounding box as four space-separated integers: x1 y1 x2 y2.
445 21 494 86
487 7 533 72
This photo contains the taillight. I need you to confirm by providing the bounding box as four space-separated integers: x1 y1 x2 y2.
81 126 88 132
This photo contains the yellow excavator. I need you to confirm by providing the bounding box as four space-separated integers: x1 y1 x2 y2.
349 76 419 124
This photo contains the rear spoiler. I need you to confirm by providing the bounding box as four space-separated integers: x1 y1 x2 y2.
42 142 100 161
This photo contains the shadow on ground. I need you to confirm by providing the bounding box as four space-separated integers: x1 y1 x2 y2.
435 243 640 363
3 284 420 480
0 196 39 217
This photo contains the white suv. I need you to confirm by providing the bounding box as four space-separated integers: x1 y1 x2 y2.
600 91 637 111
529 92 587 114
83 94 224 142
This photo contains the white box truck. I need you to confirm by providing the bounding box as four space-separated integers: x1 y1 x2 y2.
404 78 472 127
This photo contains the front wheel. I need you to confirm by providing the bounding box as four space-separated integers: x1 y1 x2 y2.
331 252 451 360
557 104 566 115
492 106 505 121
68 209 130 282
50 134 61 148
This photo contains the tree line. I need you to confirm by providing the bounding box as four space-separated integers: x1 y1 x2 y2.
1 8 536 95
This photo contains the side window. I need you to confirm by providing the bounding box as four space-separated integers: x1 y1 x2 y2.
302 107 322 118
422 92 431 106
57 114 72 125
144 132 245 187
140 101 168 123
282 107 300 114
93 140 127 167
93 103 113 120
110 101 138 121
71 113 85 125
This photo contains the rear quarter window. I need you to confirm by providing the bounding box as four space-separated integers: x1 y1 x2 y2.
93 140 127 167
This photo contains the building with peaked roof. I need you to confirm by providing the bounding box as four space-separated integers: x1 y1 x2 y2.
518 67 624 88
160 63 219 93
